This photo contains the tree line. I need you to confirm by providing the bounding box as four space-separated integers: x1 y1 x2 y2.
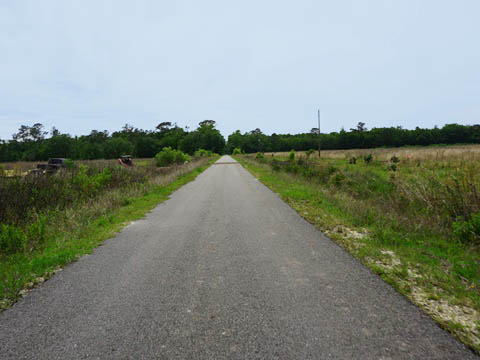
0 120 225 162
0 121 479 162
226 123 480 153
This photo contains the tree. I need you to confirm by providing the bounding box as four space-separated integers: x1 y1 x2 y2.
51 127 61 136
45 134 75 158
136 137 159 158
199 120 216 128
12 123 47 142
180 120 225 154
156 122 173 133
103 137 134 159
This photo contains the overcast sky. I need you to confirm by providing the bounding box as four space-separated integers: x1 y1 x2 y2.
1 0 479 140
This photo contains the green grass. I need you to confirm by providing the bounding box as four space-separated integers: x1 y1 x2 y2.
0 158 217 309
235 155 480 352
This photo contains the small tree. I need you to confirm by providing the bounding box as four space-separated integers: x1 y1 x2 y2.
288 149 296 162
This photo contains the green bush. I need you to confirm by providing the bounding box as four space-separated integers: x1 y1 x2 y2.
453 213 480 243
155 147 191 167
0 224 26 255
155 147 176 166
174 150 191 164
306 149 315 158
363 154 373 164
390 156 400 163
256 152 264 160
194 149 213 158
232 147 242 155
288 149 296 162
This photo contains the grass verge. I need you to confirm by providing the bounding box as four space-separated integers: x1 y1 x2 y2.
0 157 218 310
235 155 480 353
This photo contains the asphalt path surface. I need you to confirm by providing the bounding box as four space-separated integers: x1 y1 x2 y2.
0 156 477 359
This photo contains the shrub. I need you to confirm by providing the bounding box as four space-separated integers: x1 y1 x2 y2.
256 152 264 160
452 213 480 243
232 147 242 155
363 154 373 164
155 147 176 166
64 159 76 169
349 157 357 164
306 149 315 158
174 150 191 164
0 224 26 255
194 149 213 158
155 147 191 167
288 149 296 161
391 156 400 163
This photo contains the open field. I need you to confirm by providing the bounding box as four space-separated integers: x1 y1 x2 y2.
266 144 480 162
0 158 154 177
235 145 480 352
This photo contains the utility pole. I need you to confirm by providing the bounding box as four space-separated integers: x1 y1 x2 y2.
317 109 321 158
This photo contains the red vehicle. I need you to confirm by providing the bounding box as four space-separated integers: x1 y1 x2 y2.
118 155 134 167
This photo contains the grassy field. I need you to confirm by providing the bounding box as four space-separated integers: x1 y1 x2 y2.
0 156 219 309
266 144 480 162
235 145 480 352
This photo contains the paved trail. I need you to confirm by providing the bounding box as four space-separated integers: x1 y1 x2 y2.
0 156 476 359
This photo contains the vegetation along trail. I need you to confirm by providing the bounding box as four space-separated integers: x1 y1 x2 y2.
0 156 476 359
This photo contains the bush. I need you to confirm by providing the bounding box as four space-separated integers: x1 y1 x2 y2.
452 213 480 243
391 156 400 163
194 149 213 158
174 150 191 164
0 224 26 255
288 149 296 162
155 147 190 167
306 149 315 158
363 154 373 164
232 147 242 155
256 152 264 160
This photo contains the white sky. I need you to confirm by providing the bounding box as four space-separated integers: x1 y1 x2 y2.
1 0 479 139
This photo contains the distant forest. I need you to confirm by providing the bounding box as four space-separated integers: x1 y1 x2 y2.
0 121 479 162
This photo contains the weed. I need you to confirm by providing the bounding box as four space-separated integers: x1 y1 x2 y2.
0 225 26 255
453 213 480 244
288 149 295 162
363 154 373 164
391 156 400 163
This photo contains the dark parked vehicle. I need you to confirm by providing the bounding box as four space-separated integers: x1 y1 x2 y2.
35 158 67 174
118 155 134 167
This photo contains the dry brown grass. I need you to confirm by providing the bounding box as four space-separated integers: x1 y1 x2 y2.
0 158 153 171
266 144 480 162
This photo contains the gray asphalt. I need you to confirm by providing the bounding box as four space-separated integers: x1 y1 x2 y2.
0 156 476 359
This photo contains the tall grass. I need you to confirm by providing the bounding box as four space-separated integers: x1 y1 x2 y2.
249 150 480 245
0 158 210 256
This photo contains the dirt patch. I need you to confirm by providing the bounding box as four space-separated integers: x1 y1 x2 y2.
366 248 480 349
